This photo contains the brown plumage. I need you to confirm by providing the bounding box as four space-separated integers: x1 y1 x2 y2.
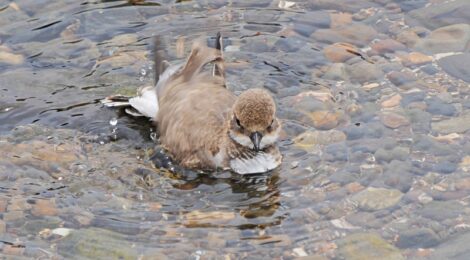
103 35 282 174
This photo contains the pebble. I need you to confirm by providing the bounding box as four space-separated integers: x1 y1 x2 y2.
380 112 410 129
183 211 235 227
337 233 404 260
31 199 58 216
431 113 470 134
323 42 358 63
308 111 341 130
381 94 402 108
370 39 406 54
415 24 470 54
396 228 440 248
419 201 463 221
346 61 384 84
437 53 470 83
0 51 24 65
425 97 457 116
0 220 5 233
293 130 346 151
387 71 416 86
329 12 352 28
406 0 470 30
351 187 403 211
399 52 432 67
312 24 378 47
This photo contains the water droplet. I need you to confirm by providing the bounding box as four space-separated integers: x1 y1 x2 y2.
139 76 144 82
99 141 105 145
140 68 147 76
109 118 118 126
150 132 157 141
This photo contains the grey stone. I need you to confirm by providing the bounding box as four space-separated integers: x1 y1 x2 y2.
346 61 384 84
415 24 470 54
438 53 470 83
396 228 440 248
419 201 464 221
432 113 470 134
405 0 470 30
425 97 457 116
337 233 404 260
431 231 470 259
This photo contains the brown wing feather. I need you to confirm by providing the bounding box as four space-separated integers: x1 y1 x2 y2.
157 42 234 169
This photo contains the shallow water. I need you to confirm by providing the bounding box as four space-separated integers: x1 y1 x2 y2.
1 0 470 258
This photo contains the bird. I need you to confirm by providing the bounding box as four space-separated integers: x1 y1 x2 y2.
102 34 282 174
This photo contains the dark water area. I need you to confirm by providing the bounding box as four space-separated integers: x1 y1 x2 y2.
0 0 470 259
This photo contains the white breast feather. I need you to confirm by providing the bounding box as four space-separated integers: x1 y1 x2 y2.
230 152 280 174
128 86 159 120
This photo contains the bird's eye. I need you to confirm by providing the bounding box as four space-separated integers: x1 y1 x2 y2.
235 117 243 129
267 119 274 131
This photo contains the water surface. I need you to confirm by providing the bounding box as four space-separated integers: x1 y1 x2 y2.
1 0 470 258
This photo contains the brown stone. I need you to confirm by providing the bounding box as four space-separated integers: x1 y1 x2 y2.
399 52 432 67
0 220 5 233
330 12 352 28
308 111 341 130
381 94 402 108
345 182 365 194
0 199 7 213
31 199 58 216
183 210 235 227
0 51 24 65
371 39 406 54
3 245 24 256
396 29 420 47
323 43 358 63
380 112 410 129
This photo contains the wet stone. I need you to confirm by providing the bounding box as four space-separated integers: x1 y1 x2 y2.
396 228 440 249
274 37 304 52
425 97 456 116
346 61 384 84
419 201 464 221
370 39 406 54
292 12 331 36
433 161 457 174
308 111 341 130
380 112 410 129
414 24 470 54
437 53 470 83
312 24 378 47
406 109 431 133
351 187 403 211
431 231 470 259
293 130 346 152
405 0 470 30
387 71 416 86
399 52 432 67
346 212 383 229
431 113 470 134
337 233 404 260
323 43 358 63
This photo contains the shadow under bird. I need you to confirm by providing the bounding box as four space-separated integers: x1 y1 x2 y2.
102 34 282 174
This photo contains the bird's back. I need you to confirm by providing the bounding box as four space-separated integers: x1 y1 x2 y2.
156 40 233 169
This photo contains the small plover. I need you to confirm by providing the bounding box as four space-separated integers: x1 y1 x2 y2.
103 34 282 174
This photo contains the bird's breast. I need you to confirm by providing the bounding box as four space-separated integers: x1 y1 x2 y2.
229 151 281 174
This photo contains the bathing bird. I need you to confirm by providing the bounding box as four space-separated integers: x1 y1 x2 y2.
102 34 282 174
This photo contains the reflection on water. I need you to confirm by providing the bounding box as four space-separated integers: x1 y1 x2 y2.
1 0 470 258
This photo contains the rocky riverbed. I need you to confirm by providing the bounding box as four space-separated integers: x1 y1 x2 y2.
0 0 469 258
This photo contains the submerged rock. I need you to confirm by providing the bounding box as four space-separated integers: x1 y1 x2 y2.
351 187 403 211
337 233 404 260
431 113 470 134
414 24 470 54
396 228 440 248
406 0 470 30
437 53 470 83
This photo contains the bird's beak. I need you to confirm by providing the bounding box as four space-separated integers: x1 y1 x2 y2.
250 132 262 152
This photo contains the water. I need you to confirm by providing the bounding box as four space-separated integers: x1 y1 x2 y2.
0 0 470 258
